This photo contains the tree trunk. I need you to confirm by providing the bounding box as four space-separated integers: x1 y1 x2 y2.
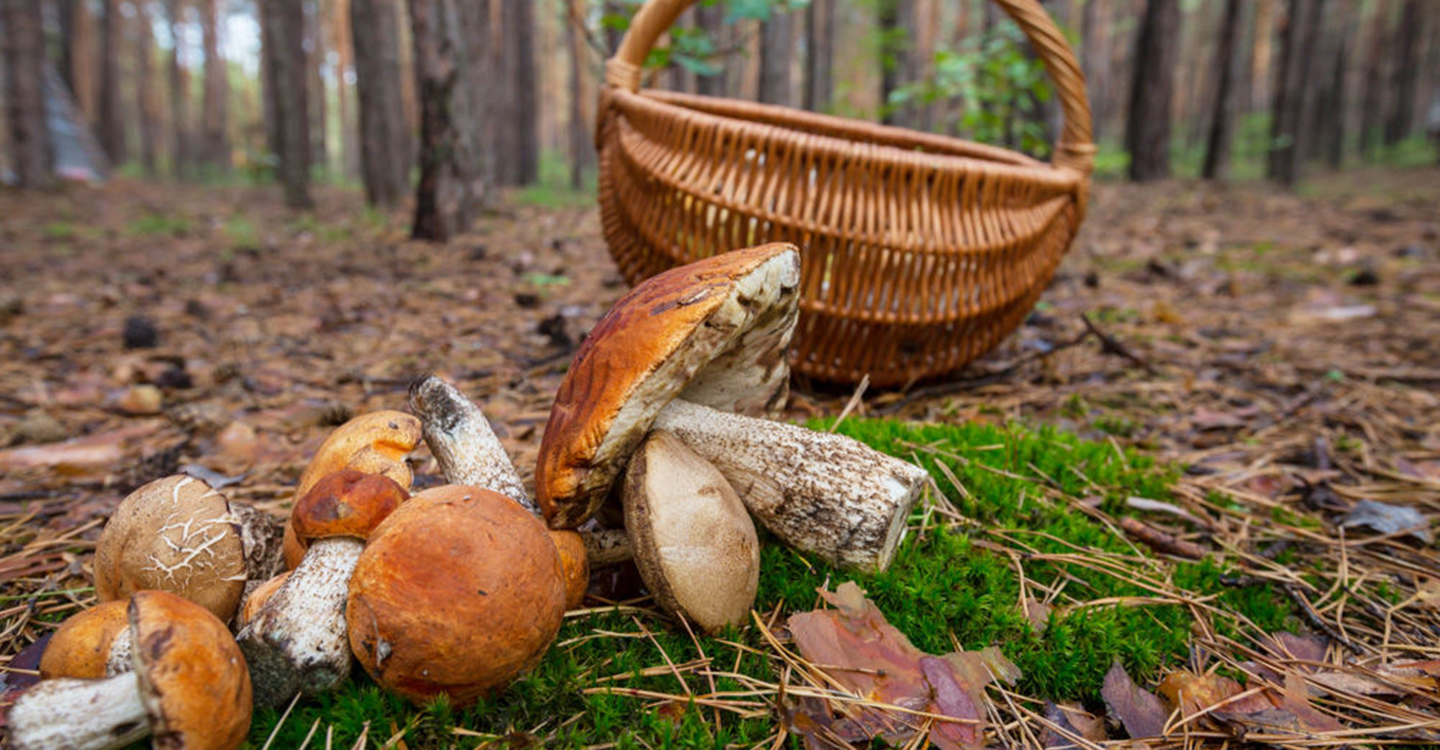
495 0 537 186
263 0 313 207
408 0 482 240
352 0 412 206
803 0 834 112
66 0 99 125
878 0 899 124
167 0 190 178
134 4 160 176
1314 0 1351 168
1081 0 1109 142
57 0 77 98
695 0 724 98
1359 0 1389 158
329 0 359 181
1383 0 1420 145
1125 0 1180 181
565 0 593 189
1248 0 1276 114
2 0 52 188
201 0 229 170
99 0 126 164
1267 0 1321 186
758 9 793 107
1202 0 1245 179
305 1 328 176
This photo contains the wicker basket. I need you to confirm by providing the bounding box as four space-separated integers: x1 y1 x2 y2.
597 0 1094 387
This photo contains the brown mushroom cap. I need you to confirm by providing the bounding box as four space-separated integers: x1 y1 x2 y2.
283 411 422 568
130 590 253 750
535 244 800 529
549 530 589 610
347 485 565 707
94 475 248 623
290 470 409 546
623 431 759 633
38 600 130 680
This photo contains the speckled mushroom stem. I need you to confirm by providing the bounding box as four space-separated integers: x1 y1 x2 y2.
229 500 286 606
652 399 929 572
103 627 133 677
8 673 150 750
236 537 361 707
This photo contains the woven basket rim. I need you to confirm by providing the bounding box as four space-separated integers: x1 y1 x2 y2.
608 88 1088 193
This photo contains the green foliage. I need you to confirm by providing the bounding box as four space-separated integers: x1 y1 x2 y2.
42 221 77 241
513 151 597 208
223 215 260 251
127 212 194 237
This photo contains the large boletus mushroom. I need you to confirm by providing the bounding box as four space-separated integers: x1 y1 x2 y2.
535 244 929 572
8 590 252 750
37 601 132 680
281 410 422 569
238 469 407 707
346 485 565 707
94 474 284 625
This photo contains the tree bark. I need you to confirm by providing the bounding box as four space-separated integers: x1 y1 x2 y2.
201 0 229 170
134 4 160 176
99 0 126 164
408 0 482 240
2 0 53 188
1267 0 1321 186
263 0 313 207
878 0 899 124
494 0 537 186
1316 0 1352 168
565 0 593 189
1081 0 1109 142
352 0 412 205
66 0 99 124
758 8 793 107
167 0 190 178
329 0 359 181
305 0 328 175
694 0 724 98
1202 0 1245 179
1383 0 1420 145
1358 0 1389 158
57 0 77 100
1125 0 1180 181
803 0 834 113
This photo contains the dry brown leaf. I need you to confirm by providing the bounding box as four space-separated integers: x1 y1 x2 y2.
0 423 160 473
1100 660 1168 740
1041 702 1105 749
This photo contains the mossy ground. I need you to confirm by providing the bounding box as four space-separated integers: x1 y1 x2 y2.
238 417 1296 748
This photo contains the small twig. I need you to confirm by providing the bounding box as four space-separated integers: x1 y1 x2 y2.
1282 584 1367 656
1080 313 1157 373
828 374 869 433
1118 516 1208 560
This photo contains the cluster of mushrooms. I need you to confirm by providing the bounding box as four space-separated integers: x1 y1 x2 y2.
6 243 929 749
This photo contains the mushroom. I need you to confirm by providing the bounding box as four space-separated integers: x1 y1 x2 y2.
235 571 290 629
8 590 252 750
94 474 284 626
535 243 930 572
346 484 565 707
238 469 407 707
37 601 131 680
281 410 422 569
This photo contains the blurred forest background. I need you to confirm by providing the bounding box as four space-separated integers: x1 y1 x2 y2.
1 0 1438 239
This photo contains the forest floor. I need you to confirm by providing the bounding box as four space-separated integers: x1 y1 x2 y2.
0 165 1437 747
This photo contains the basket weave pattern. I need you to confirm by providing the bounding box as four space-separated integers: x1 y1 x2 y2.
598 0 1094 386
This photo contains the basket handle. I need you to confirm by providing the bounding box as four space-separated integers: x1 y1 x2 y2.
605 0 1095 174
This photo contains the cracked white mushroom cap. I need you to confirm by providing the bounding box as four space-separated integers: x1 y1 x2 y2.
94 475 271 624
536 243 800 529
8 590 252 750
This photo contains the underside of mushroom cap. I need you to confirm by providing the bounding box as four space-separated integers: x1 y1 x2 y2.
536 244 801 529
130 590 252 750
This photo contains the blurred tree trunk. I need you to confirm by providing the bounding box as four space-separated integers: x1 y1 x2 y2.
565 0 594 189
134 3 160 176
1202 0 1245 179
305 0 328 176
2 0 53 188
877 0 898 124
758 6 793 106
1268 0 1321 186
804 0 834 112
1383 0 1420 145
604 0 623 53
99 0 126 164
1316 0 1352 168
1081 0 1109 142
495 0 537 185
263 0 313 207
64 0 99 124
259 0 278 156
352 0 412 205
57 0 78 100
695 0 724 97
1125 0 1179 181
408 0 482 239
329 0 359 181
167 0 191 178
1248 0 1276 114
1359 0 1389 158
201 0 229 170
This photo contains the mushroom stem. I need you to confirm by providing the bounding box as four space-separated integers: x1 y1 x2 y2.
409 376 534 514
103 627 133 677
581 527 632 565
8 673 150 750
237 537 361 707
652 399 928 572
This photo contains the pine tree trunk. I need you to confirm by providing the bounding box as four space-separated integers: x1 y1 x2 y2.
69 0 99 125
495 0 537 185
758 10 793 107
263 0 313 207
330 0 359 181
306 1 328 176
1315 0 1351 168
1126 0 1180 181
2 0 53 188
804 0 834 112
99 0 126 164
167 0 190 178
408 0 482 239
695 0 724 97
565 0 593 189
1359 0 1389 158
1202 0 1245 179
58 0 77 98
1081 0 1109 142
352 0 412 206
878 0 899 125
1383 0 1420 145
1268 0 1321 186
201 0 229 170
134 5 160 175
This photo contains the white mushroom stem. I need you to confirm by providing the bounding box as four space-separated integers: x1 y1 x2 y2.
652 399 928 572
104 627 133 677
236 536 361 707
8 673 151 750
409 376 534 513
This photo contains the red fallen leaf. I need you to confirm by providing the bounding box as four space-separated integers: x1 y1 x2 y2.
1100 660 1168 739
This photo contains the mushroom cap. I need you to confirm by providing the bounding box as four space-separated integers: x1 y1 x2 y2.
623 431 760 633
94 475 248 623
130 590 253 750
290 470 409 547
536 244 801 529
38 600 130 679
347 485 566 707
237 571 290 628
283 411 422 568
549 530 589 610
